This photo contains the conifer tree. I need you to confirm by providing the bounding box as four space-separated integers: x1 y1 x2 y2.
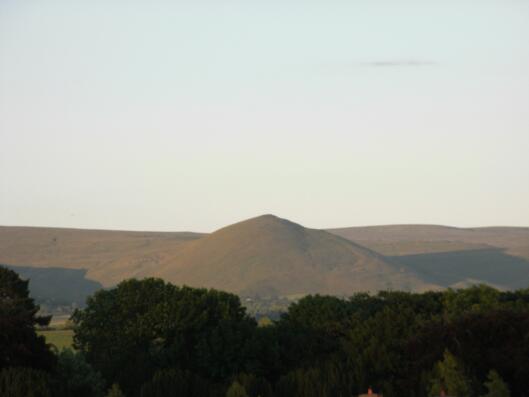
106 383 125 397
429 350 471 397
226 381 249 397
482 370 510 397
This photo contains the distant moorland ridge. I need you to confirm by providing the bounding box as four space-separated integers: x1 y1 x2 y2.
1 215 528 302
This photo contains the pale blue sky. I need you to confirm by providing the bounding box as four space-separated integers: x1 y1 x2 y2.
1 0 528 231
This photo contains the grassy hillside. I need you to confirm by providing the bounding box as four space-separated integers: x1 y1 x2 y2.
145 215 435 295
1 219 528 302
327 225 529 290
38 329 74 350
327 224 529 257
0 226 204 286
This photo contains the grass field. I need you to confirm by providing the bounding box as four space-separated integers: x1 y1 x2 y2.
38 329 74 350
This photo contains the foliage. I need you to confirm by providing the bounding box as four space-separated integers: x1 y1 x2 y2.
106 383 125 397
35 274 529 396
234 373 273 397
257 316 273 327
0 367 52 397
140 368 210 397
410 309 529 396
429 350 472 397
344 305 423 395
53 348 105 397
275 360 354 397
226 381 248 397
482 370 510 397
72 278 256 396
443 285 500 318
0 266 56 371
273 295 351 376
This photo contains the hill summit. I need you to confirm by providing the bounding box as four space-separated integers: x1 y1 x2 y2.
144 215 434 296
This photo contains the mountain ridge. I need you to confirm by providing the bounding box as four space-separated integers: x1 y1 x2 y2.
1 215 528 300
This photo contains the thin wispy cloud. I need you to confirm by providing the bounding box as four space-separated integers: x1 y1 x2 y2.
360 60 437 67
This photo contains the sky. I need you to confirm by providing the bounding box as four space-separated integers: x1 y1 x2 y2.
1 0 528 232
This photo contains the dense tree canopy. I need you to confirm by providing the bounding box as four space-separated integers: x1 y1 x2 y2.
72 278 257 395
5 263 529 397
67 282 529 397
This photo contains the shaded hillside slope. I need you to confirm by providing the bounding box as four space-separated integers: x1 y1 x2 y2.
327 224 529 257
0 226 204 286
142 215 435 296
2 263 102 308
327 225 529 289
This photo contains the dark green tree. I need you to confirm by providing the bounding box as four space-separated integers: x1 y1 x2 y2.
274 360 353 397
411 309 529 395
72 278 256 395
106 383 125 397
275 367 328 397
482 370 510 397
226 380 248 397
0 266 55 371
429 350 471 397
234 373 273 397
140 368 210 397
344 305 424 396
0 367 52 397
443 285 500 318
53 348 105 397
274 295 351 375
239 325 282 381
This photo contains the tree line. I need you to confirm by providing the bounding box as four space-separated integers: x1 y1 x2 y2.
1 265 528 396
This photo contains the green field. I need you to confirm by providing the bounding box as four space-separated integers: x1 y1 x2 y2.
38 329 74 350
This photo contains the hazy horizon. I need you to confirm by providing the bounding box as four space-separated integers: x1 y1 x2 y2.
2 0 528 232
1 213 528 235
